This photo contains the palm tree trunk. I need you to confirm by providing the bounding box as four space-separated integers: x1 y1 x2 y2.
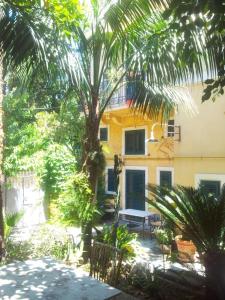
0 56 4 261
204 251 225 300
81 110 103 262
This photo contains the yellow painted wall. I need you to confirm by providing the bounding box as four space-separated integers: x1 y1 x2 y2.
174 83 225 187
175 83 225 157
101 108 174 209
101 83 225 209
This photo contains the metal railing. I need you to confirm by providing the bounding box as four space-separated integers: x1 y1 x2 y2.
107 95 128 109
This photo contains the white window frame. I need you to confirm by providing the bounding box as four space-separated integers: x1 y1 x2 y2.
122 126 147 156
195 173 225 190
156 167 174 186
99 125 109 142
122 166 148 211
105 166 116 195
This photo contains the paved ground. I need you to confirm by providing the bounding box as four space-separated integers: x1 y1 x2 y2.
0 258 122 300
12 223 204 274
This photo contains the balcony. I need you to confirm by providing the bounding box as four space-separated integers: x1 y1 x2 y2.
105 83 134 110
107 95 132 110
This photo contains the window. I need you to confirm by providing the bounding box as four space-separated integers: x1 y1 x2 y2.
106 168 116 194
160 171 172 188
125 129 145 155
200 180 220 198
167 120 174 137
99 127 108 141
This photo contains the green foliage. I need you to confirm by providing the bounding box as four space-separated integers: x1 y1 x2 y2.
3 72 84 177
3 240 32 264
164 0 225 102
3 224 74 264
147 185 225 254
38 144 76 202
57 172 100 226
4 211 24 240
100 224 137 259
30 225 72 260
155 228 173 246
127 265 161 296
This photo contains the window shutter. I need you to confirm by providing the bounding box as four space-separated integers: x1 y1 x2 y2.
167 120 174 137
200 180 220 198
100 128 108 141
125 129 145 155
108 169 116 192
160 171 172 188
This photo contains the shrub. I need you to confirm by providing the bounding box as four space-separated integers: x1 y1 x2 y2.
155 228 173 245
30 225 73 260
57 172 101 226
3 240 32 264
99 224 137 259
4 211 24 240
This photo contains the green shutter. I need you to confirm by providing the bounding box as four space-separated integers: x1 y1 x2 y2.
160 171 172 188
125 129 145 155
100 128 108 141
108 169 116 192
200 180 220 198
168 120 174 137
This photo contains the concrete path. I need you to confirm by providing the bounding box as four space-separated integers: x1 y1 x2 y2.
0 258 121 300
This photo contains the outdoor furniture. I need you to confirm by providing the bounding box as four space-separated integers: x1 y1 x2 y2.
90 241 123 286
0 258 121 300
118 209 153 236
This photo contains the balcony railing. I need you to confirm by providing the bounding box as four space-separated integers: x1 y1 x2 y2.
107 95 128 109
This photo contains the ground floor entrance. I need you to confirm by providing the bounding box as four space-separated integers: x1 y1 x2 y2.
125 168 146 210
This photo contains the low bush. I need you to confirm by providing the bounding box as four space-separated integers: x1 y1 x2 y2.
98 224 137 259
2 224 76 265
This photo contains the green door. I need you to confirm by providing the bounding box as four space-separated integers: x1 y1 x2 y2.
125 170 145 210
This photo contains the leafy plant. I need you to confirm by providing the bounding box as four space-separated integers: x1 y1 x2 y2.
147 184 225 300
57 172 100 226
155 229 173 246
99 224 137 259
29 224 74 261
4 211 24 240
38 144 76 205
3 240 32 265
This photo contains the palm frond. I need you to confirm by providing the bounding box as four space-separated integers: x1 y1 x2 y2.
147 185 225 253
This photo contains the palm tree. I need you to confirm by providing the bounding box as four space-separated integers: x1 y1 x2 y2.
147 185 225 300
0 1 67 259
64 0 217 260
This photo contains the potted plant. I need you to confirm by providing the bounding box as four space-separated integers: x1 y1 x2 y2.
155 229 172 254
147 185 225 299
175 234 196 262
125 99 133 106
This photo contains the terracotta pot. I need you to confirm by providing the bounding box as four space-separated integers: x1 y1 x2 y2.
175 236 196 262
160 244 171 255
126 99 133 106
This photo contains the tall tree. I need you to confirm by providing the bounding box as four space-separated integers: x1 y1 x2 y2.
0 0 78 258
62 0 216 260
163 0 225 101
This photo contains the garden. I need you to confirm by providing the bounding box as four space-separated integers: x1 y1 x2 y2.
0 1 224 300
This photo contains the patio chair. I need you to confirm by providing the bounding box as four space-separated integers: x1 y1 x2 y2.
89 241 123 286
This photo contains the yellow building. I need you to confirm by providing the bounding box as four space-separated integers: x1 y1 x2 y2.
100 83 225 211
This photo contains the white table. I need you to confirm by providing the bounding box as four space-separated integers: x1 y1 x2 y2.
0 258 121 300
119 209 153 235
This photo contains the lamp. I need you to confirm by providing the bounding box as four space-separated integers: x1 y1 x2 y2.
146 122 181 143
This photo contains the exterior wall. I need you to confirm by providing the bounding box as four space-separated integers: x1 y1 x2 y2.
175 83 225 157
102 83 225 210
101 108 174 210
4 172 45 227
174 83 225 187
